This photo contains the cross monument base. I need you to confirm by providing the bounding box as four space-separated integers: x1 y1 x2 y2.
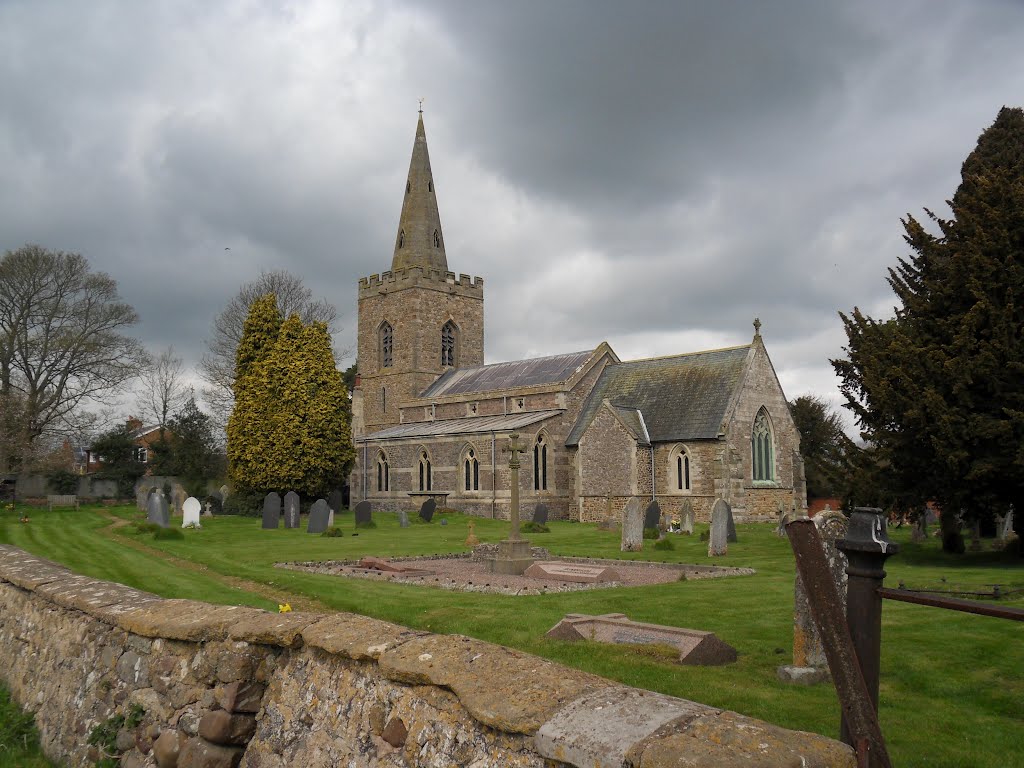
489 538 534 575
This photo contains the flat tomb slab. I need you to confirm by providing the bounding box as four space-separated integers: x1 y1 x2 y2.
356 556 435 577
524 562 621 584
546 613 737 666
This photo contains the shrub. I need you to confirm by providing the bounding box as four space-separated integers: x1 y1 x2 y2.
47 469 79 495
354 519 377 530
222 489 264 517
653 537 675 551
321 526 344 537
520 521 550 533
643 526 660 540
204 494 223 514
0 683 41 757
153 527 184 540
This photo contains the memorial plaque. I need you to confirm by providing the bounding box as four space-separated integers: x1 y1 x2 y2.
644 500 661 531
354 500 372 525
524 562 621 584
284 491 300 529
546 613 737 665
533 503 549 525
307 499 330 534
261 492 282 529
419 498 436 523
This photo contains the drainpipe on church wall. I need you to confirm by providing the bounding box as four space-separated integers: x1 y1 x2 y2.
362 443 367 501
651 446 656 503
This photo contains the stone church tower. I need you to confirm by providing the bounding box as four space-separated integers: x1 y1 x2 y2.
352 112 484 439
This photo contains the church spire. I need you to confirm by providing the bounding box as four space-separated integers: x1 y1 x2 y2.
391 109 448 272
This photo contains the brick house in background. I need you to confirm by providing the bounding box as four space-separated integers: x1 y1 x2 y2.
83 419 165 475
349 113 807 523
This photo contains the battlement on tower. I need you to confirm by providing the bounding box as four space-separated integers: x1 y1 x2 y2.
359 267 484 299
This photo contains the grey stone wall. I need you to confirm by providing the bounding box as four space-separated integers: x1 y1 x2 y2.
0 544 855 768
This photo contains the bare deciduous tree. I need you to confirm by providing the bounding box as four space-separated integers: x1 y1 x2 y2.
199 270 339 423
135 345 188 437
0 244 147 472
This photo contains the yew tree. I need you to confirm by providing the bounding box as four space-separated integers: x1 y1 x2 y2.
833 107 1024 552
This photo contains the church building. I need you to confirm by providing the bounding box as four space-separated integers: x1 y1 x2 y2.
350 114 806 523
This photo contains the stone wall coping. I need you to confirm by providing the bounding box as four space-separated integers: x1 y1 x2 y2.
0 544 855 768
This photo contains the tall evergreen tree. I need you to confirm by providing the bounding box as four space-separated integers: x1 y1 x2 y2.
833 106 1024 552
789 395 857 500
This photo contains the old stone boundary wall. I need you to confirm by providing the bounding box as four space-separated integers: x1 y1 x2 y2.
0 544 855 768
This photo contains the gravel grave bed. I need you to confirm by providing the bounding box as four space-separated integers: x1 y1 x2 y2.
277 553 754 596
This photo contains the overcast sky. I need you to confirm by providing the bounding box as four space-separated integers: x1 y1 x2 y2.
2 0 1023 432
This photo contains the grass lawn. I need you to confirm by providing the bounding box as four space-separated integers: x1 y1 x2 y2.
2 504 1022 768
0 682 57 768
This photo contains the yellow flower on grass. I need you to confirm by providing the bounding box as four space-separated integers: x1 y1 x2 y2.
278 603 292 613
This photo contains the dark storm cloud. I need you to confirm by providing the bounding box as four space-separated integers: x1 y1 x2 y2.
1 0 1023 425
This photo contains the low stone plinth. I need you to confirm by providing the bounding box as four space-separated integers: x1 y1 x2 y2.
547 613 738 666
489 538 534 575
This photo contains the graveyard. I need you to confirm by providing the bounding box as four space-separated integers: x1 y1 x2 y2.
0 501 1021 767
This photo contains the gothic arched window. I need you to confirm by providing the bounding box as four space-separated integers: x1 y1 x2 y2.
397 229 405 249
533 434 548 491
418 450 432 492
670 445 692 492
376 451 389 492
441 321 457 367
752 407 775 482
433 229 441 248
379 322 393 368
464 447 479 491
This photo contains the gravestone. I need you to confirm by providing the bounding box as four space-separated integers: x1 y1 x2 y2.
911 515 927 543
547 613 737 666
327 508 335 528
708 499 729 556
284 491 300 529
307 499 330 534
398 510 410 528
136 486 152 511
354 500 372 526
261 492 282 529
1000 509 1014 540
532 503 549 525
328 489 344 515
644 500 661 532
778 509 849 684
681 500 695 535
525 562 621 584
182 497 201 528
726 504 737 543
620 496 644 552
419 498 436 523
776 509 790 537
147 490 169 528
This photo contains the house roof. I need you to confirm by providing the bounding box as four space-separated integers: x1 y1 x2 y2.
419 349 595 398
359 410 561 442
566 345 751 446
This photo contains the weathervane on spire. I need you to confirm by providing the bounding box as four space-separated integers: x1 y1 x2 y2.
418 97 424 114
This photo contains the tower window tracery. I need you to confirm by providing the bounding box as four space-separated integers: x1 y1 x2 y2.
418 451 432 491
441 321 457 367
376 451 389 492
397 229 405 249
464 448 479 491
433 229 441 248
752 407 775 482
379 322 393 368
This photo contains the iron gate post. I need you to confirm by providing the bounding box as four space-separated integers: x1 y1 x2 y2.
837 508 899 749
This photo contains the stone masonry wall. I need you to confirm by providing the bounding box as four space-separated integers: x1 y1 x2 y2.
0 545 855 768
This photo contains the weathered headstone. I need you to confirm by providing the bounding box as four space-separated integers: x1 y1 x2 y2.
136 486 152 511
644 500 661 532
182 497 201 528
911 515 927 543
681 499 695 535
708 499 729 556
778 509 849 684
726 503 737 543
776 509 790 537
419 498 436 523
261 492 282 529
547 613 737 666
354 500 372 526
307 499 330 534
328 489 344 515
533 503 549 525
283 491 300 529
1001 509 1014 540
203 500 214 518
620 496 644 552
398 510 410 528
220 485 230 504
147 490 169 528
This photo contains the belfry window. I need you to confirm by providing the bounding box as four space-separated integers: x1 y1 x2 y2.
533 434 548 491
376 452 389 492
433 229 441 248
419 451 432 492
441 321 457 367
397 229 405 249
405 180 411 194
465 448 479 491
752 407 775 482
379 322 393 368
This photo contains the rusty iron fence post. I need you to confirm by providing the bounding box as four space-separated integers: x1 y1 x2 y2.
837 508 899 749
